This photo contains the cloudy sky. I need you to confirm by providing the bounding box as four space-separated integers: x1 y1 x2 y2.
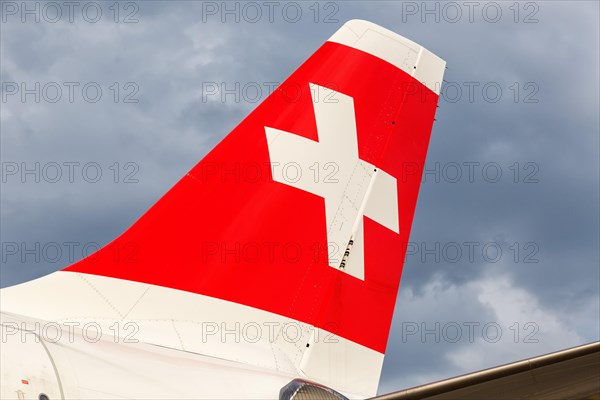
1 0 598 395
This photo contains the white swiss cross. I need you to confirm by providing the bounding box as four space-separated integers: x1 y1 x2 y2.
265 83 399 280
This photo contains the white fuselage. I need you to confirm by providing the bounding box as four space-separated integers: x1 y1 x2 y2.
1 311 297 400
0 272 381 399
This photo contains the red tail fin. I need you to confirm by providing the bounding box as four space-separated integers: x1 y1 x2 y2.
65 19 444 353
3 20 445 397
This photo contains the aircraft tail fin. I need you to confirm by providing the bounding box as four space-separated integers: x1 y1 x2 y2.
1 20 445 398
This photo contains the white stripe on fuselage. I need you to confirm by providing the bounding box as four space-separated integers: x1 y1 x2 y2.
0 271 382 398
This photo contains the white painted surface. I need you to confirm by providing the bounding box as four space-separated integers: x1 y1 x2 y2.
1 272 383 398
328 19 446 94
266 84 399 280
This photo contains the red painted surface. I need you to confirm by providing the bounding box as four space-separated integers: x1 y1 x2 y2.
65 41 440 353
